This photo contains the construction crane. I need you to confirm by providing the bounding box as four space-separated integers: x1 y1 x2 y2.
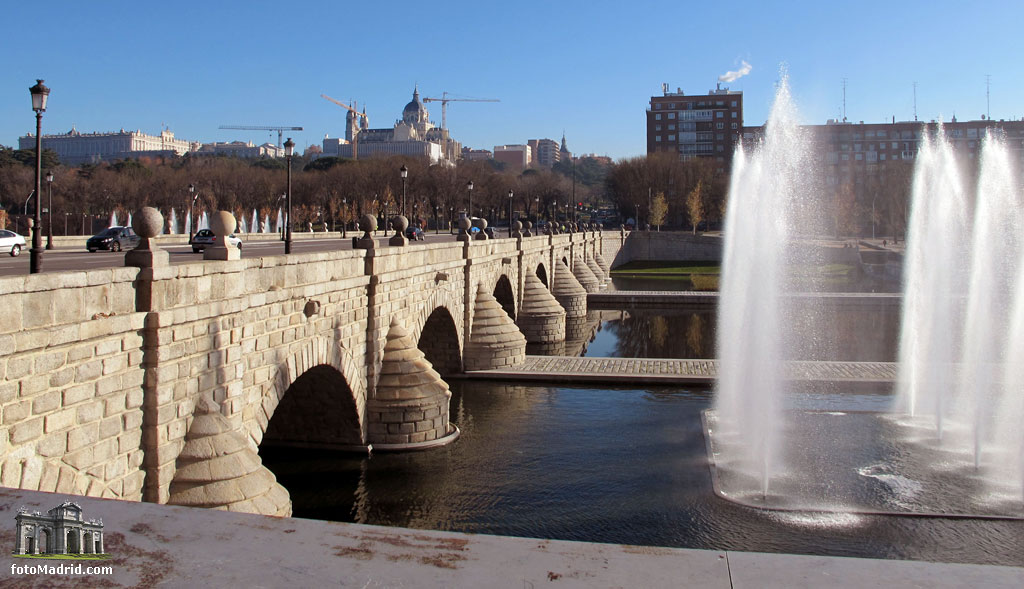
320 94 369 160
218 125 303 150
422 92 499 130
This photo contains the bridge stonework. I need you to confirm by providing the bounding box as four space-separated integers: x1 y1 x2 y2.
0 230 624 513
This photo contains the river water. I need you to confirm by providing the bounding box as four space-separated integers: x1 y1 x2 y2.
261 380 1023 565
260 297 1024 566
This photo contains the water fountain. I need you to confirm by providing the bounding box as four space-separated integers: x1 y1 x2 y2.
708 77 1024 517
263 213 271 233
276 208 284 235
198 211 209 231
251 210 259 234
110 211 119 228
239 216 248 234
168 208 178 234
710 75 822 500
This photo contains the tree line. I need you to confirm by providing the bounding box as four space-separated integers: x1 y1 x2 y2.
1 143 916 240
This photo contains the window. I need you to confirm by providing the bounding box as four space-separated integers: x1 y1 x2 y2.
854 144 862 151
716 122 725 130
841 154 849 161
717 145 724 152
892 142 898 149
655 103 662 110
716 133 725 140
731 101 737 107
855 153 863 161
669 103 675 109
840 144 849 151
879 143 885 149
877 130 887 138
668 112 676 120
655 135 662 142
668 124 675 131
880 153 887 161
731 112 737 118
866 131 875 138
716 111 724 118
655 114 661 120
655 125 662 131
668 135 675 141
731 123 737 129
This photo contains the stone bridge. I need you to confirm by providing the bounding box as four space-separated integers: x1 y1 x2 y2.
0 219 633 518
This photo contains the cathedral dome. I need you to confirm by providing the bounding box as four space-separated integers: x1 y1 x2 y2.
402 86 429 125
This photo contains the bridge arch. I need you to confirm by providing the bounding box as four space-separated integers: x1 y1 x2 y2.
536 262 549 288
490 273 517 321
261 364 362 448
417 305 462 376
254 336 365 447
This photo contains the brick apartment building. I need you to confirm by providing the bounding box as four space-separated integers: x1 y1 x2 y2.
646 83 743 173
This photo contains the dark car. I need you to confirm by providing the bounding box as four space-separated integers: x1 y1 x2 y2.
405 226 425 241
87 226 140 252
189 229 242 253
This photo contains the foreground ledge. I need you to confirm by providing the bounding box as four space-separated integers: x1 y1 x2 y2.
0 487 1021 588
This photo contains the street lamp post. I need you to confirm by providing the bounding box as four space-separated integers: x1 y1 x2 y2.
188 184 197 240
466 180 474 222
45 170 54 249
342 198 347 237
435 205 440 234
508 190 514 237
29 79 50 274
399 164 408 219
449 207 454 234
284 138 294 254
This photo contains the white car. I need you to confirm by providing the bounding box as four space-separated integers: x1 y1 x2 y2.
0 229 26 257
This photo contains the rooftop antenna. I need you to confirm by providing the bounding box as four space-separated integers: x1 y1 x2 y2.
842 78 847 122
986 74 991 120
913 82 918 121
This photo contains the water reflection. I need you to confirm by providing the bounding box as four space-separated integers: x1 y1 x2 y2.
584 306 899 362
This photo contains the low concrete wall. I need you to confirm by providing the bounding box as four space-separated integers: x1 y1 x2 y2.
610 231 723 268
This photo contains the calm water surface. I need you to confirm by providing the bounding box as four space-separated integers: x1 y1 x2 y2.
261 381 1024 566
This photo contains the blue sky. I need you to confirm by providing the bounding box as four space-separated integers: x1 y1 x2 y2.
2 0 1021 161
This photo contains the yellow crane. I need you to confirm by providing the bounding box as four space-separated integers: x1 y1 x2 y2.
422 92 499 130
321 94 369 160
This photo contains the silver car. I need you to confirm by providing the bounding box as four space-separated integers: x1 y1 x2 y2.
189 229 242 253
0 229 26 257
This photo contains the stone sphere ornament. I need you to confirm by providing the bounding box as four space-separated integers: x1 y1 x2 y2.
359 214 377 236
132 207 164 239
457 217 472 232
210 211 237 237
391 215 409 233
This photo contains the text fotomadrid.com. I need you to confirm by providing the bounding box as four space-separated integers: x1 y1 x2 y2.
10 563 114 576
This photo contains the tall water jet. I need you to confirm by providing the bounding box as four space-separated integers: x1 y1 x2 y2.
263 213 271 233
713 76 817 498
954 133 1022 469
198 211 209 231
276 208 284 235
239 215 248 234
168 208 178 234
184 212 192 236
110 211 119 228
251 210 259 234
895 126 970 438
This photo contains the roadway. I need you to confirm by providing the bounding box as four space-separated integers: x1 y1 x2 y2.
0 230 467 277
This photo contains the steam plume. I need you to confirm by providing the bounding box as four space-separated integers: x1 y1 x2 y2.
719 61 752 83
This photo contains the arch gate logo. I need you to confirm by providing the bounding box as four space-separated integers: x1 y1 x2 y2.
10 501 112 572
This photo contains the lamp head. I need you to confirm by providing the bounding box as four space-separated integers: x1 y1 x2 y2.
29 79 50 113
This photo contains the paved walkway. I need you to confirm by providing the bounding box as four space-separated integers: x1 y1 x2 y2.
465 356 898 385
1 488 1020 588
